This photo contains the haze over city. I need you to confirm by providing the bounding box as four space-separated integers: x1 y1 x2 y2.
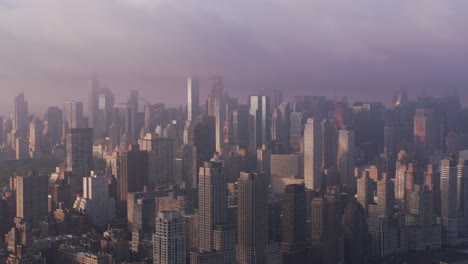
1 0 468 110
3 1 468 264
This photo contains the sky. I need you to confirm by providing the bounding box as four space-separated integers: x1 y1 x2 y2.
1 0 468 113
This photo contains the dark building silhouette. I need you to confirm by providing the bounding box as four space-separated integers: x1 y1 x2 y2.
280 184 307 263
342 201 367 264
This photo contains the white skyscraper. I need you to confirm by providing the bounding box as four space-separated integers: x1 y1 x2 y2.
153 211 186 264
338 127 355 187
303 118 323 190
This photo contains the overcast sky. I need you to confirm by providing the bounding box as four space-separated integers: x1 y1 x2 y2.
1 0 468 113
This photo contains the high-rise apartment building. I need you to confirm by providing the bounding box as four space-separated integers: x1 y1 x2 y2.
406 185 441 251
304 118 323 190
153 211 186 264
357 172 374 213
367 215 407 260
377 175 395 217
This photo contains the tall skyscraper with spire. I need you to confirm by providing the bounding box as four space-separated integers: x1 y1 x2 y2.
187 76 199 122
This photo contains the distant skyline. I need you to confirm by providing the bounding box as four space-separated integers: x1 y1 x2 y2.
1 0 468 111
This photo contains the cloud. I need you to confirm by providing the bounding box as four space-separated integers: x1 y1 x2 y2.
0 0 467 112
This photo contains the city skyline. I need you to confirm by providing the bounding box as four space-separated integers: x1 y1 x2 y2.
3 1 468 263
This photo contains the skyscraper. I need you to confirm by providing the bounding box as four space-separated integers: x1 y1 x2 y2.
73 171 116 228
321 119 338 187
280 184 307 263
66 128 93 199
63 101 84 140
44 106 63 146
237 172 281 264
114 103 134 145
139 135 176 185
457 159 468 218
207 76 226 151
232 105 250 149
338 127 355 187
377 174 395 217
303 118 323 190
271 101 291 151
88 77 99 136
187 76 199 122
28 118 43 159
309 189 344 264
440 158 458 247
289 112 305 155
13 93 29 138
413 108 436 160
120 144 149 202
154 211 186 264
95 87 115 139
16 172 48 228
406 185 441 251
128 90 139 143
357 172 374 213
342 201 367 264
191 157 235 263
249 95 271 150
